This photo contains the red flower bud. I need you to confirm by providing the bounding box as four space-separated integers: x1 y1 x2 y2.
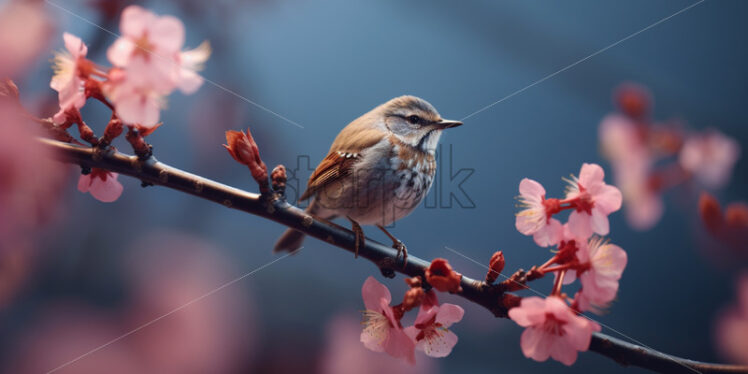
425 258 462 293
402 287 425 312
404 276 422 288
699 192 723 235
224 128 269 194
615 82 651 120
485 251 505 284
725 203 748 229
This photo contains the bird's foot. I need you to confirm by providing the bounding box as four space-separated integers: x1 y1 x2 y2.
392 240 408 268
377 224 408 268
347 216 365 258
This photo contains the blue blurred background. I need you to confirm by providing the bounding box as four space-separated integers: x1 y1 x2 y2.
3 0 748 372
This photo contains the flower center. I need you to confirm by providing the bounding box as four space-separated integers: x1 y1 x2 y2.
132 33 155 60
543 313 566 336
361 309 392 345
573 186 595 214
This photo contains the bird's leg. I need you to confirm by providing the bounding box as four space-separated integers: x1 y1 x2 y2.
377 224 407 267
347 216 365 258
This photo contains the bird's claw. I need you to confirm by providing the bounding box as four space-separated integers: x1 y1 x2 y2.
348 217 364 258
393 240 408 268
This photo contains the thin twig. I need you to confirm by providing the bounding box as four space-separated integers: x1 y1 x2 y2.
38 138 748 374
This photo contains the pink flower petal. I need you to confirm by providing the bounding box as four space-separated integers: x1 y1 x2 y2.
418 329 458 358
413 305 437 326
177 68 203 94
120 5 151 38
383 328 416 364
150 15 185 53
568 211 593 239
434 303 464 327
589 209 610 236
563 317 595 351
520 327 552 362
77 174 92 193
88 173 124 203
549 338 578 366
592 244 627 279
508 297 547 327
362 276 391 312
115 90 161 126
578 163 604 188
532 218 563 247
62 32 87 58
593 184 623 213
519 178 545 200
107 38 136 67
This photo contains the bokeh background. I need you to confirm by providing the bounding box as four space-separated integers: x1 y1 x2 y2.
2 0 747 373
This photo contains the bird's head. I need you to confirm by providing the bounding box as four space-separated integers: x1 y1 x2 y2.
380 95 462 153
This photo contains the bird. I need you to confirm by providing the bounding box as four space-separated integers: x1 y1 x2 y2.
274 96 462 262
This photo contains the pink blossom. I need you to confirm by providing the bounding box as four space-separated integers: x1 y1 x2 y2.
515 178 564 247
508 296 601 366
679 130 740 189
599 114 663 230
107 5 184 89
105 5 209 126
321 315 435 374
599 114 647 164
575 237 627 312
104 64 164 127
404 301 464 358
50 33 89 124
77 168 124 203
360 276 416 363
0 2 51 78
715 274 748 364
618 159 663 231
0 104 66 252
565 163 622 238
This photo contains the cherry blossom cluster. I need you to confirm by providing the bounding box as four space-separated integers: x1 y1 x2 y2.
510 163 626 365
47 5 209 203
599 83 741 231
358 261 465 364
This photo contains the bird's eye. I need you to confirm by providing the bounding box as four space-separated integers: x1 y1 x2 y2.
406 115 421 125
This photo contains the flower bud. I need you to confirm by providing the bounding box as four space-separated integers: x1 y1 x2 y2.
224 128 269 194
699 192 723 235
725 203 748 228
615 82 651 119
402 287 425 312
485 251 504 284
425 258 462 293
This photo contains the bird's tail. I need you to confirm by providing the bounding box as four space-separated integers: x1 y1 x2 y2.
273 228 306 253
273 200 320 253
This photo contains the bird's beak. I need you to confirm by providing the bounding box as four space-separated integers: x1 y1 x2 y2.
434 119 463 129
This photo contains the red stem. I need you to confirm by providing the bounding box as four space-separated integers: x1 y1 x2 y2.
551 269 566 296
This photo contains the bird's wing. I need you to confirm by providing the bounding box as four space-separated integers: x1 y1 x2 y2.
299 127 385 202
299 151 358 201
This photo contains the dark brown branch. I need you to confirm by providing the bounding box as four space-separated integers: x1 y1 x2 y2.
39 138 748 374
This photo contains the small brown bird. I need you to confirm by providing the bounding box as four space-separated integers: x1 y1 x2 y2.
274 96 462 259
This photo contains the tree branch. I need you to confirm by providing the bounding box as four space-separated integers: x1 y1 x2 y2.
39 138 748 374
